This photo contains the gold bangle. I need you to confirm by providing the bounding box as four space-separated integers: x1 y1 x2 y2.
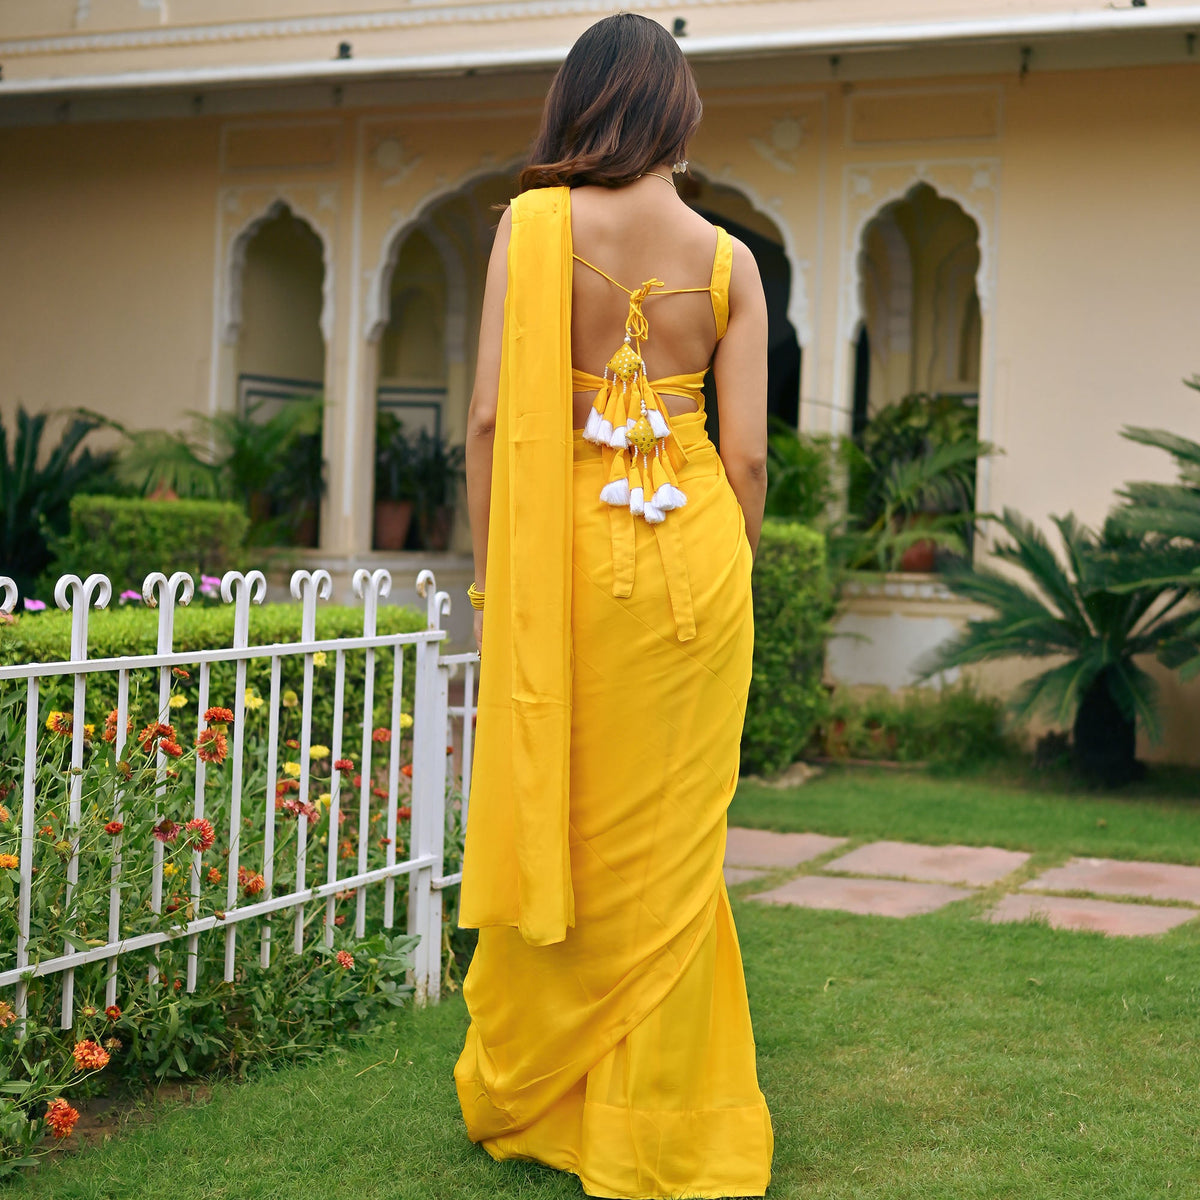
467 581 485 610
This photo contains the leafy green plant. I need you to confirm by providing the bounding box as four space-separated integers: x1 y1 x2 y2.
836 392 995 573
1109 372 1200 679
763 416 836 526
919 508 1200 786
811 683 1016 771
93 397 326 546
0 407 116 598
742 520 835 776
410 429 465 550
375 412 418 504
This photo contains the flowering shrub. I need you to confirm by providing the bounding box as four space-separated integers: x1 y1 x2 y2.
0 624 468 1176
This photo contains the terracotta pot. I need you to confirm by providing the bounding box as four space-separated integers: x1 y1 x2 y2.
374 499 416 551
898 537 937 573
418 504 454 552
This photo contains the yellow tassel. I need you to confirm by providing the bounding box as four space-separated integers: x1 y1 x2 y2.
609 380 630 449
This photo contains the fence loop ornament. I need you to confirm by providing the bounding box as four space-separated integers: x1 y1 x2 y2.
353 568 393 637
141 571 194 657
220 570 267 649
415 569 451 631
0 577 16 615
54 573 112 661
290 569 333 642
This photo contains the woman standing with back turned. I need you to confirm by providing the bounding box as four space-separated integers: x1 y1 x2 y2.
453 13 772 1197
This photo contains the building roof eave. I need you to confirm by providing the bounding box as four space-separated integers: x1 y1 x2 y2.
2 6 1199 98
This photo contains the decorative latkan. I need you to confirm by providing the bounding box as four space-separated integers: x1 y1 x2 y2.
580 278 689 526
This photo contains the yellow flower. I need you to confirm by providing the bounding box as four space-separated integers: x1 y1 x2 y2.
399 712 414 731
318 793 332 809
309 744 330 761
45 710 67 731
283 762 302 779
168 695 188 709
83 723 95 736
282 690 299 709
162 861 178 878
244 688 264 711
312 651 327 668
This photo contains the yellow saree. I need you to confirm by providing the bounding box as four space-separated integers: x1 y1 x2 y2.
455 185 773 1199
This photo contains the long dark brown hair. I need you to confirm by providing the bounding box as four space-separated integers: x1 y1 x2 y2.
519 14 702 192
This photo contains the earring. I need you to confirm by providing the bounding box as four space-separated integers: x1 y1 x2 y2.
672 159 689 174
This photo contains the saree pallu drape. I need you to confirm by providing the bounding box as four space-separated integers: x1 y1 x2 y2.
455 186 773 1199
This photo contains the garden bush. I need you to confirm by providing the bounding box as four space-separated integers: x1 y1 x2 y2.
742 520 834 776
812 682 1016 770
44 496 249 598
0 598 460 1172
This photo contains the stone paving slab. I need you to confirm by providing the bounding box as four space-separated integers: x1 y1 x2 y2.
749 875 974 918
824 839 1030 887
724 866 768 887
725 828 847 870
987 893 1198 937
1022 857 1200 905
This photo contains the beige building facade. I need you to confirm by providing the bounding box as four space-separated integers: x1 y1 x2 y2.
2 2 1199 759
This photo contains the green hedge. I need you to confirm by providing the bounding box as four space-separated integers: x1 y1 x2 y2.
0 602 427 742
46 495 249 597
741 519 834 776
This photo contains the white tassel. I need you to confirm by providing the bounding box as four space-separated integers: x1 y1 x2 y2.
583 408 605 442
643 501 666 524
669 485 688 508
647 408 671 439
599 478 630 505
596 418 613 444
629 486 645 516
609 424 628 450
651 483 680 511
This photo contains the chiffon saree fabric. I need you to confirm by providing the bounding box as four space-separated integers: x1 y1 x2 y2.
455 186 773 1198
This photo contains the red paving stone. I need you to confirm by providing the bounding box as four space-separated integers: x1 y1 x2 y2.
748 875 974 918
824 839 1029 887
1022 857 1200 905
987 893 1198 937
723 866 767 887
725 828 847 870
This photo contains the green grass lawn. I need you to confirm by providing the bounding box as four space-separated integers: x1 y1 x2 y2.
11 767 1200 1199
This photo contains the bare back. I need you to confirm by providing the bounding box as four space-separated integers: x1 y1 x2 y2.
569 180 723 429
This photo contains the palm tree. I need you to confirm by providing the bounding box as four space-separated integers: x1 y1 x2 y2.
1110 373 1200 679
919 508 1199 786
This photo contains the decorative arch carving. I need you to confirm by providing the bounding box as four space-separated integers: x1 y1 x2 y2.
220 191 336 347
688 157 812 347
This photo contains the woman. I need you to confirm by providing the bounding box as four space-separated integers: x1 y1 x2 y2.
453 13 772 1198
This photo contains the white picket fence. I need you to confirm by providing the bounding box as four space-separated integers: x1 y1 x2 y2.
0 567 477 1028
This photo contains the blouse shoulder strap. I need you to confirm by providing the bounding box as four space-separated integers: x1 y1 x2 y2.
709 226 734 340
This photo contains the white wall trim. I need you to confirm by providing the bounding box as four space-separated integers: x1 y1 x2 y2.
4 7 1199 95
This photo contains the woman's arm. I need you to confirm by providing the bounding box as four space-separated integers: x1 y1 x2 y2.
464 207 512 653
710 236 769 557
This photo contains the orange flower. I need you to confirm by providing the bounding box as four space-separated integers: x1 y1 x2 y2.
160 740 183 759
196 728 227 765
372 727 391 744
398 806 411 821
207 866 222 884
102 710 133 744
237 864 265 897
401 763 413 778
105 1004 121 1021
204 706 235 725
334 758 354 772
0 803 9 823
72 1039 110 1072
172 667 190 679
45 1097 79 1139
0 1000 16 1029
0 853 18 870
152 819 179 844
185 817 216 852
104 820 124 836
372 787 388 799
138 721 176 752
335 950 354 970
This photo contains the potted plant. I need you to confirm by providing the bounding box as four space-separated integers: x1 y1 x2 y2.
410 428 466 552
374 411 417 551
839 391 994 573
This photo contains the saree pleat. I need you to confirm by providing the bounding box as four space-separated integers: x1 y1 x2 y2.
456 404 773 1197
